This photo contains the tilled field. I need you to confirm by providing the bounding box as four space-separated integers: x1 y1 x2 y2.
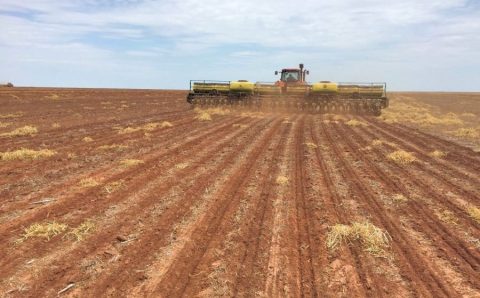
1 88 479 297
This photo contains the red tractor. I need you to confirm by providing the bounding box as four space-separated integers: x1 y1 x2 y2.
274 63 309 94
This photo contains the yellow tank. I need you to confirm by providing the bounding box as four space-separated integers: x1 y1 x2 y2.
193 82 230 93
338 85 384 97
255 83 281 94
338 85 359 94
287 85 310 94
230 80 255 93
311 81 338 93
358 85 384 97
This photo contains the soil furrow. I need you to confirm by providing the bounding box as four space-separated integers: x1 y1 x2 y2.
181 117 296 297
259 116 301 297
6 117 276 296
308 119 374 297
0 117 266 283
226 118 303 297
365 118 480 170
351 123 480 267
335 121 480 292
0 107 191 152
0 116 249 247
0 110 195 178
145 119 284 297
359 117 480 193
318 119 458 297
83 116 279 296
292 116 318 296
3 89 480 297
355 123 480 229
0 114 238 215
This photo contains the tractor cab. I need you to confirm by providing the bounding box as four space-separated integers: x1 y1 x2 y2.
275 64 309 87
281 70 300 82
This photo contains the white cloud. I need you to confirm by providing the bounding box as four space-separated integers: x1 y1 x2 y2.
0 0 479 90
2 0 475 49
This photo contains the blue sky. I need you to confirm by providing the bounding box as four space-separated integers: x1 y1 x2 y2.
1 0 479 91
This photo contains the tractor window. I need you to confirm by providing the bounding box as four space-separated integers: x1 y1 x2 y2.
281 71 299 82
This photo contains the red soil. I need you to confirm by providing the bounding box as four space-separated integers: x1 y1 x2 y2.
0 88 479 297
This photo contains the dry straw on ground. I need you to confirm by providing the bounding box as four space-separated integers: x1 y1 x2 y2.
467 206 480 223
204 107 231 116
161 121 173 128
97 144 128 152
120 159 144 167
66 221 96 241
0 122 11 128
326 221 391 257
46 94 60 100
119 126 141 134
276 175 289 185
82 136 93 142
232 124 248 128
240 111 265 118
196 112 212 121
175 163 189 169
79 178 99 188
387 150 416 165
429 150 447 158
461 112 476 118
0 148 56 161
0 125 37 137
0 112 23 119
142 122 160 132
304 142 318 149
119 121 173 134
379 100 464 127
194 107 230 121
18 221 68 242
104 180 124 194
391 193 409 204
436 210 459 225
454 128 479 139
332 115 347 121
346 119 368 127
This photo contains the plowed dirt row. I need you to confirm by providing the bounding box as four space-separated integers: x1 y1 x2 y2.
1 88 479 297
